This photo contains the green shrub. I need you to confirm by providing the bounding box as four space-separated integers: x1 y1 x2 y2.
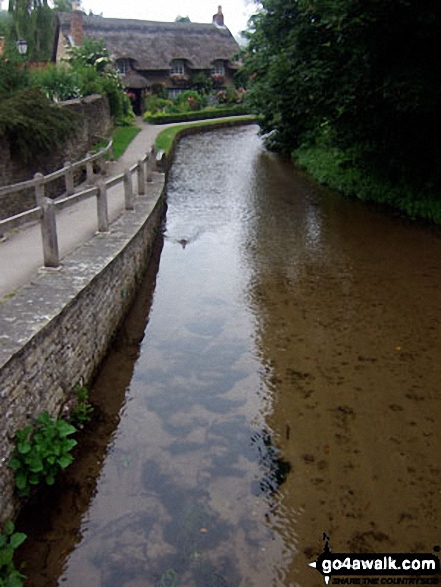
0 521 26 587
67 39 134 121
293 138 441 225
173 90 206 111
151 82 168 99
66 38 113 73
144 105 249 124
144 96 173 114
9 412 77 497
67 385 94 427
0 57 29 99
191 72 213 96
0 87 77 164
29 64 81 101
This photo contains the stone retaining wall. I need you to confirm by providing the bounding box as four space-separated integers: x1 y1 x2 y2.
0 174 165 524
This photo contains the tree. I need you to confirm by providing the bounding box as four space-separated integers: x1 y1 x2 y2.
0 9 12 37
243 0 441 189
175 15 191 23
8 0 54 60
53 0 72 11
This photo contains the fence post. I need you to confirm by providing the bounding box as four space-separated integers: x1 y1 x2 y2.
86 152 94 185
99 148 107 175
64 161 74 196
34 172 45 208
35 174 60 268
137 159 145 195
124 169 134 210
146 150 153 183
96 182 109 233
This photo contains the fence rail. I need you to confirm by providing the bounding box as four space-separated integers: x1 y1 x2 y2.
0 138 114 199
0 144 158 269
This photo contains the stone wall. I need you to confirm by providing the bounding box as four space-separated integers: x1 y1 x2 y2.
0 94 112 220
0 175 165 524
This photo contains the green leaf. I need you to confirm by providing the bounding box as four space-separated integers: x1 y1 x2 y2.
3 521 14 536
28 458 44 473
65 439 77 451
5 570 27 587
15 473 27 491
0 547 13 566
58 455 73 469
57 420 77 437
16 443 30 455
45 475 55 485
8 458 21 471
28 474 40 485
10 533 26 549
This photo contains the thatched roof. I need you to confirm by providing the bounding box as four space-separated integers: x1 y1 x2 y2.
122 70 150 89
56 12 240 71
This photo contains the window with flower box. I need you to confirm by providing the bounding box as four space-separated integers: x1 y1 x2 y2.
211 60 225 76
171 60 185 75
116 59 131 75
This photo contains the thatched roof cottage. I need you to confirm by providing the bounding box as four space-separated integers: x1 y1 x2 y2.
54 6 240 113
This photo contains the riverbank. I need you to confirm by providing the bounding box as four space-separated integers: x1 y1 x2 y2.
155 115 258 156
292 141 441 224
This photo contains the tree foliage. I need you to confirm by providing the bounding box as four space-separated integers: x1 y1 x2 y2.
8 0 54 61
0 87 77 162
243 0 441 189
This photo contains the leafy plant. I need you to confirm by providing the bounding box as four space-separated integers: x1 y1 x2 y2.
191 73 212 96
9 412 77 497
29 64 81 101
0 521 26 587
0 87 77 163
67 384 94 426
173 90 206 112
0 56 29 99
66 38 113 73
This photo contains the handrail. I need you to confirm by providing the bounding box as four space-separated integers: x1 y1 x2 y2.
0 207 40 235
0 138 114 200
0 146 159 270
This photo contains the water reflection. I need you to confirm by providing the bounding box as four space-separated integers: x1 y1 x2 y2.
17 126 441 587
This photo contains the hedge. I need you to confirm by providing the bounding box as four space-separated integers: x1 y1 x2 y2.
143 106 249 125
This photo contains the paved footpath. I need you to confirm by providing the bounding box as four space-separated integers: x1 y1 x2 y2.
0 121 171 301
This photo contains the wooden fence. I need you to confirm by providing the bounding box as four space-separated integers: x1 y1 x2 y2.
0 140 159 268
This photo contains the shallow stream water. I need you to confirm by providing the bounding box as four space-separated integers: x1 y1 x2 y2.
17 126 441 586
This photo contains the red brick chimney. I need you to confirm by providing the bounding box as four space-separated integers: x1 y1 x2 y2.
70 9 83 46
212 5 224 27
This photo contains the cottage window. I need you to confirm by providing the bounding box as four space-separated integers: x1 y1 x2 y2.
116 59 131 75
211 60 225 76
171 60 185 75
168 88 185 99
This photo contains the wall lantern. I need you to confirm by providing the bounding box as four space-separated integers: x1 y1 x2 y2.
16 38 28 55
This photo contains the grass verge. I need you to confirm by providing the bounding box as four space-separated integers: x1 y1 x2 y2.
293 143 441 224
111 125 141 160
155 115 257 155
95 125 141 161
